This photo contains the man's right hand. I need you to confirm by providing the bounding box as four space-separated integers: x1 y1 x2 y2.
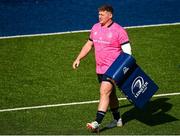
72 59 80 69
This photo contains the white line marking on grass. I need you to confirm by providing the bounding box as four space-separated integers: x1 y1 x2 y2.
0 22 180 39
125 22 180 29
0 92 180 113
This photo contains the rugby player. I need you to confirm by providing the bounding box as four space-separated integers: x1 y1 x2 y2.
72 4 132 132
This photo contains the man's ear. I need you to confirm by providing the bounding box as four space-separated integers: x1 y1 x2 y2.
109 12 113 19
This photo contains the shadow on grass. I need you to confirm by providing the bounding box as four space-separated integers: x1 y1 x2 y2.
122 97 178 126
100 97 178 132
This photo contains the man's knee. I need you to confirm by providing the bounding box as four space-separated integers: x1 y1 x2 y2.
100 81 113 96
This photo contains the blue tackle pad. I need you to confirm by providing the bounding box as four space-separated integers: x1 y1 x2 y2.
105 53 159 109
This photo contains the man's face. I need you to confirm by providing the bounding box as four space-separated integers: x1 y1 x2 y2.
98 11 112 25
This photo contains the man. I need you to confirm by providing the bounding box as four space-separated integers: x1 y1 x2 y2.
72 5 132 132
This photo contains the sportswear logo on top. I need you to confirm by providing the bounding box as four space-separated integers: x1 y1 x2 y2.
107 32 112 38
131 76 148 98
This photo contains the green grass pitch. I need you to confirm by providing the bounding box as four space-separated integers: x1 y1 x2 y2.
0 25 180 134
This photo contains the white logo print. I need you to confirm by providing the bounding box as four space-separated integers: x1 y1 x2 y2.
123 67 129 74
131 76 148 98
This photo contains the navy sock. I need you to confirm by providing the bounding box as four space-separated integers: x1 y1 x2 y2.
95 111 106 124
111 107 120 121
